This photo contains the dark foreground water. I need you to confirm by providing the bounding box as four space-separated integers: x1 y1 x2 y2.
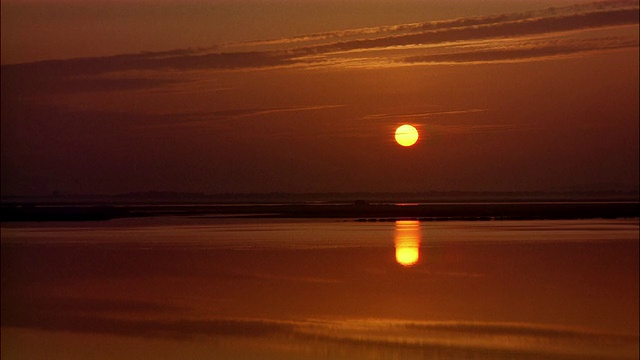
2 218 638 359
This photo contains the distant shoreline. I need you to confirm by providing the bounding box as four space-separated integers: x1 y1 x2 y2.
1 201 638 222
2 190 638 205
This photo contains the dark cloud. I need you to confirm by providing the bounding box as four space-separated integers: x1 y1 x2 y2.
1 50 291 78
0 51 291 96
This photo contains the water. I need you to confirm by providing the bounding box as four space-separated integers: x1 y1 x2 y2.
1 218 638 359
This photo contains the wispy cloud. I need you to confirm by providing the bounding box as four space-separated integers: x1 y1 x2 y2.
287 6 638 57
362 109 489 121
428 123 536 135
360 108 534 135
224 0 638 49
138 105 346 129
402 34 639 64
1 1 638 95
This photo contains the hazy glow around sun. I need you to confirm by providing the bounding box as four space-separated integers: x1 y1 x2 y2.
395 124 419 146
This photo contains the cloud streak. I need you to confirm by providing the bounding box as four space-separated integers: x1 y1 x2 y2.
288 7 638 57
2 0 637 92
402 35 639 64
362 109 489 121
136 105 346 129
224 0 638 49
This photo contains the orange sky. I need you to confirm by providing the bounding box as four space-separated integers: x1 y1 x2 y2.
1 0 638 195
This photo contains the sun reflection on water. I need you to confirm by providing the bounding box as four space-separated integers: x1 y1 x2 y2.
394 220 421 267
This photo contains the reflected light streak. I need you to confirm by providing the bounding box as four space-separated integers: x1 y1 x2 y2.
394 220 422 267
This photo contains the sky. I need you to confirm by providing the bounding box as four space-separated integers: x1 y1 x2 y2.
1 0 639 195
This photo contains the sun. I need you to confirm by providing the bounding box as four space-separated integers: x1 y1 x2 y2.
395 124 419 147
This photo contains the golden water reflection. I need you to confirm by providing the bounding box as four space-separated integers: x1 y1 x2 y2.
394 220 421 266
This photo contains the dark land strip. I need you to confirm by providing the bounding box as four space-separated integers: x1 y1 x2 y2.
1 202 638 222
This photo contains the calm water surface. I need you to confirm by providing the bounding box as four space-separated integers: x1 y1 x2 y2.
2 218 638 359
